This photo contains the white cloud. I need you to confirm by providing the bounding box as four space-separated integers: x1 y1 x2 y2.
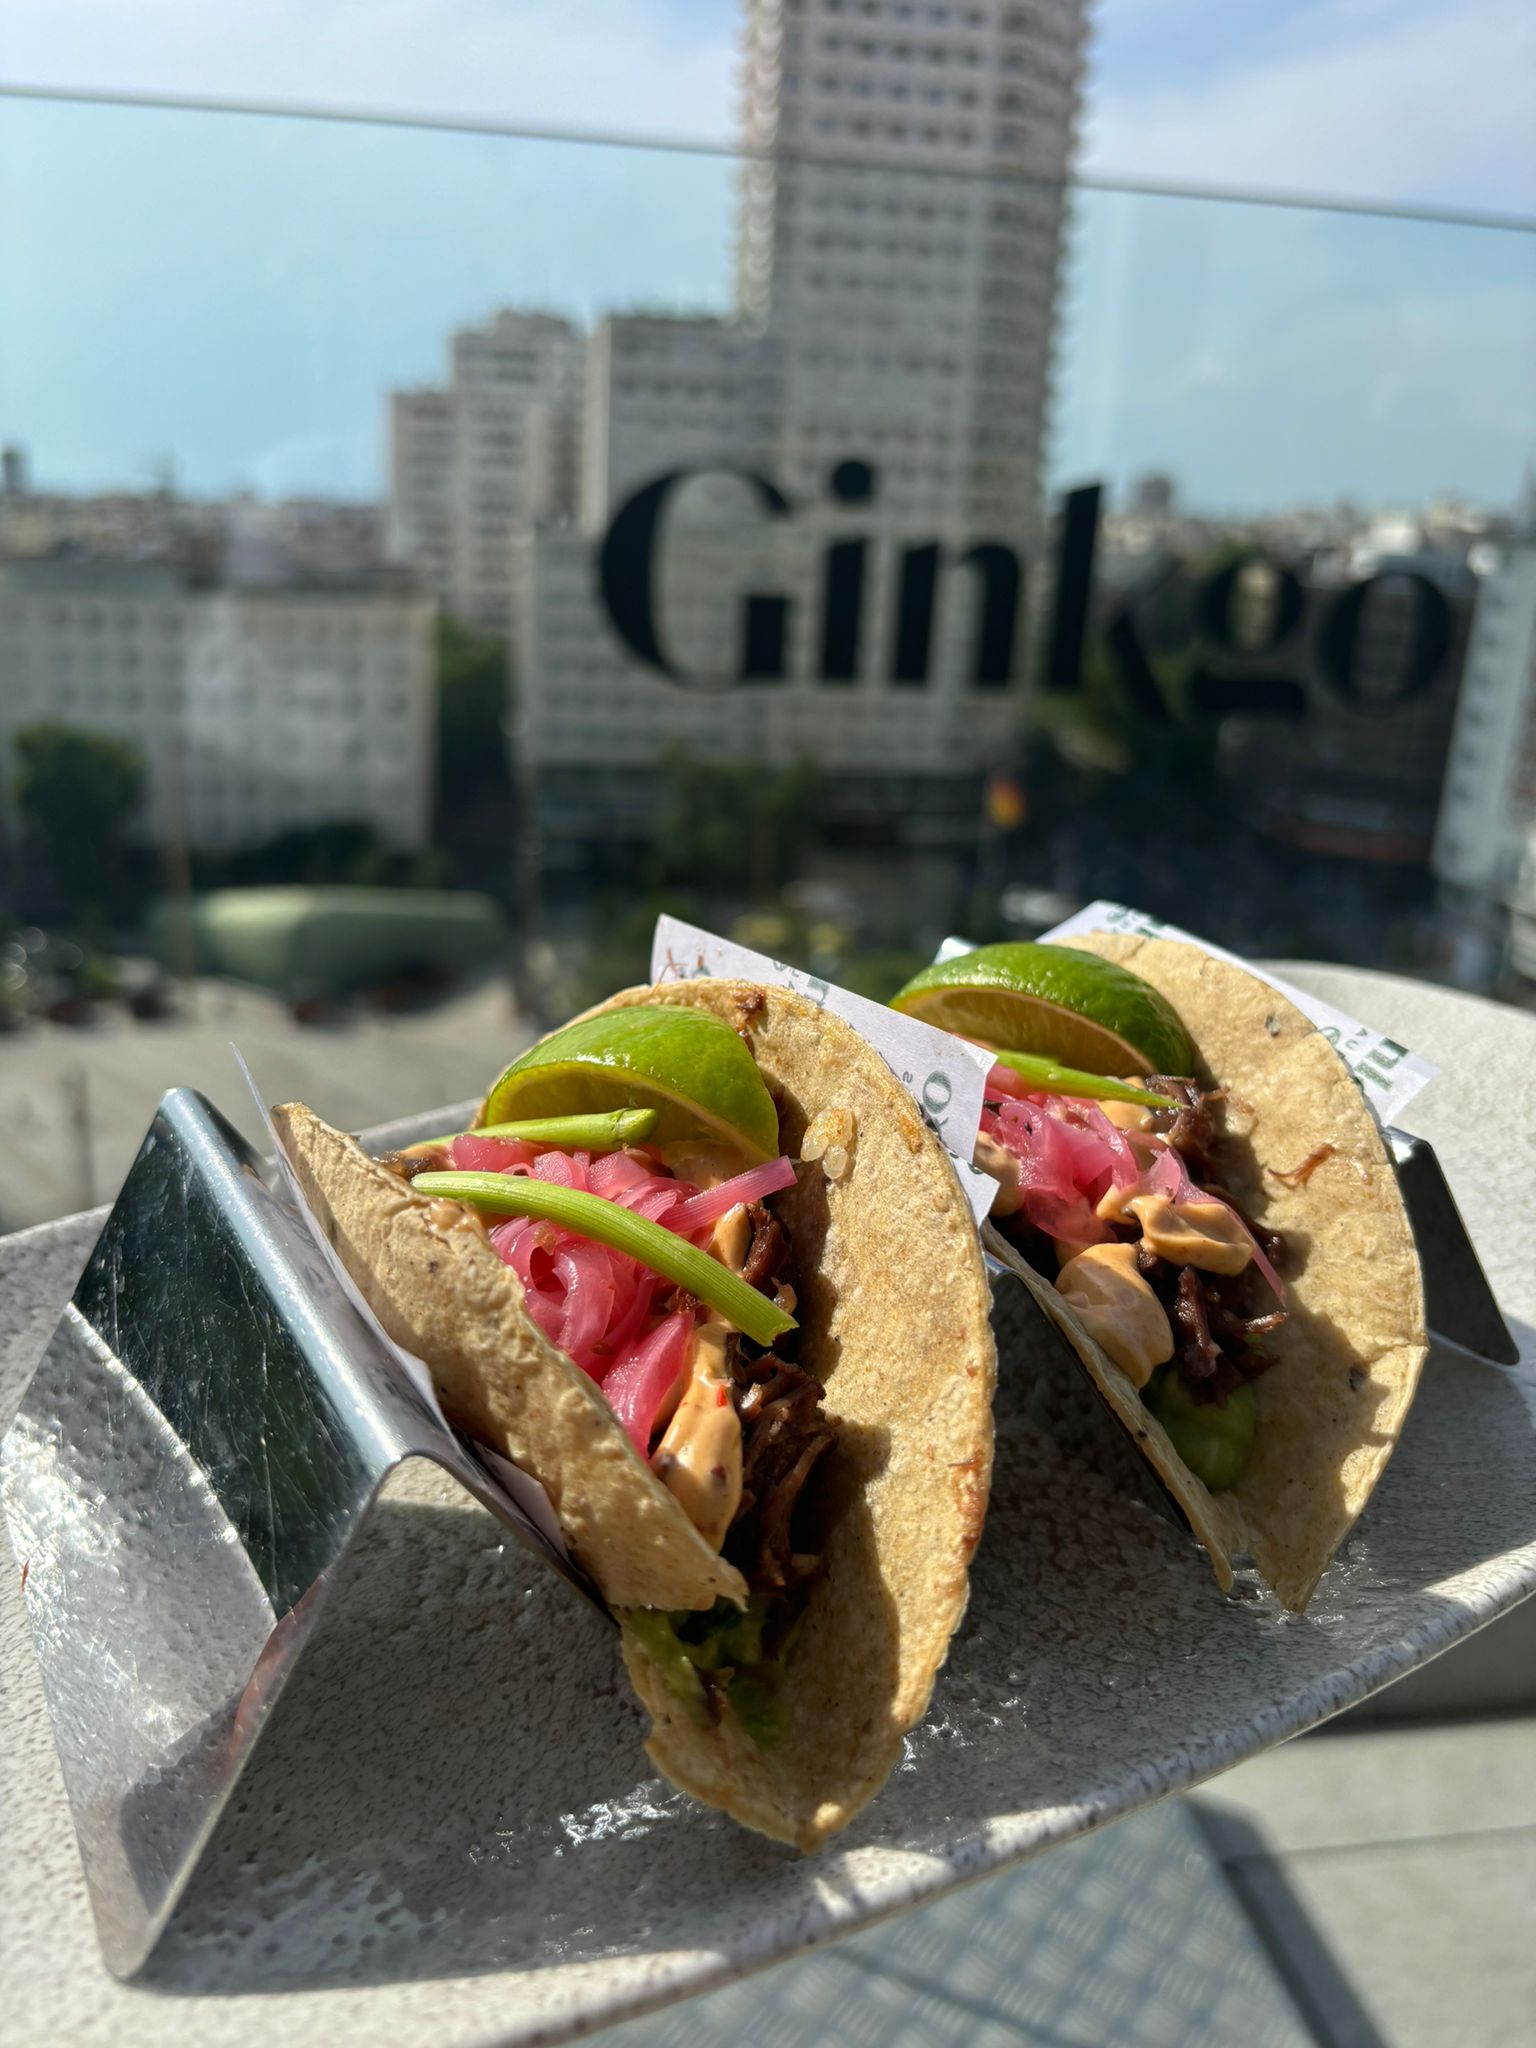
1084 0 1536 214
1 0 740 143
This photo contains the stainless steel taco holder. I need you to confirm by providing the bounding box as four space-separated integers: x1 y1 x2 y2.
0 1087 597 1980
1384 1127 1517 1366
0 1086 1515 1979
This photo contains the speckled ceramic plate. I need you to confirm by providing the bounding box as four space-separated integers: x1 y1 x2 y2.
2 967 1534 2048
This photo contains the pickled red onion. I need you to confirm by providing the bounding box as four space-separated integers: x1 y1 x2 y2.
1027 1193 1116 1247
449 1132 540 1173
602 1309 694 1455
588 1150 656 1200
504 1221 563 1344
615 1177 694 1226
1147 1142 1195 1204
1213 1202 1286 1303
1074 1103 1141 1187
505 1218 557 1283
599 1258 655 1360
669 1157 796 1233
984 1059 1034 1101
551 1242 616 1373
531 1148 587 1191
1048 1114 1119 1196
488 1213 532 1255
478 1139 799 1445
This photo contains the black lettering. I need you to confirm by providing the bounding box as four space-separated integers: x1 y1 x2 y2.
960 543 1022 688
598 467 790 684
1195 557 1305 654
741 593 788 682
1042 483 1101 694
819 538 866 682
1317 572 1454 709
892 542 941 685
819 459 877 683
1104 606 1173 723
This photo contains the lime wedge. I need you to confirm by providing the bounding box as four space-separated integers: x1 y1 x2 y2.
482 1006 780 1163
892 942 1193 1077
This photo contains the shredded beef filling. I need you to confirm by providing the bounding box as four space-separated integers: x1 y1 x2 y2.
722 1200 835 1595
1143 1076 1222 1177
740 1199 789 1299
730 1354 833 1592
1141 1086 1287 1402
1130 1091 1287 1404
1136 1251 1287 1404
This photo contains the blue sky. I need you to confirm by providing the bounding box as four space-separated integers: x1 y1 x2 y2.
1 1 1533 511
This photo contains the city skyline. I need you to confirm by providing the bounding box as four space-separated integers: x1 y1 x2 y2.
3 2 1533 516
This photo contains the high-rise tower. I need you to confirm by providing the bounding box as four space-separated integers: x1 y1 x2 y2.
737 0 1091 535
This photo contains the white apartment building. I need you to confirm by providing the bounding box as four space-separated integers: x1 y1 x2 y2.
503 0 1086 847
738 0 1089 533
388 311 584 634
0 560 437 855
581 315 784 527
388 389 454 595
1433 547 1536 895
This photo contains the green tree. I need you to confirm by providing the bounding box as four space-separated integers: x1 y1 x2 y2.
438 616 513 812
202 819 448 890
648 746 822 902
436 616 518 895
13 722 144 916
1022 554 1229 820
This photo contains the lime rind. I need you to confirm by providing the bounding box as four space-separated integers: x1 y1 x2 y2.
893 942 1193 1077
482 1005 781 1162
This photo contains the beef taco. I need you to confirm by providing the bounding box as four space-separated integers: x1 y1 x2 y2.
893 934 1427 1613
273 977 995 1847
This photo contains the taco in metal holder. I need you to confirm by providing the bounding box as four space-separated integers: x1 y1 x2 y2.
274 977 995 1848
907 933 1427 1614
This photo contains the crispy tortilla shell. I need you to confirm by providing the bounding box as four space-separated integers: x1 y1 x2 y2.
984 933 1426 1613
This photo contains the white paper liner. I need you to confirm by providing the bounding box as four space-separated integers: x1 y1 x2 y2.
1033 901 1438 1127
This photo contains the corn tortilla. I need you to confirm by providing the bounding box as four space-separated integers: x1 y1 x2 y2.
984 933 1427 1613
276 977 996 1847
591 980 997 1848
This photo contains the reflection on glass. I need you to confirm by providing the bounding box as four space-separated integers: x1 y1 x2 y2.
1 43 1534 1231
